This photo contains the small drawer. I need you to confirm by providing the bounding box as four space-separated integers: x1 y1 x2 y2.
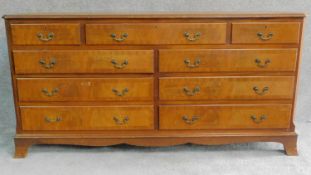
159 76 295 101
17 78 153 102
159 104 292 129
13 50 154 74
20 106 154 130
11 23 81 45
159 49 297 72
232 22 301 44
86 23 227 45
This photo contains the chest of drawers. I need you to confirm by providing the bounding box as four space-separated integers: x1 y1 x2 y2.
3 13 305 158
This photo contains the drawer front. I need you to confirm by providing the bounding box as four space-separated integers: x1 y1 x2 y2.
11 24 81 45
159 49 297 72
13 50 154 74
17 78 153 102
232 22 301 44
20 106 154 130
159 76 295 101
86 23 227 45
159 104 292 129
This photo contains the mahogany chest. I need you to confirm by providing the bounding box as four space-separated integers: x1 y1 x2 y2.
3 13 305 157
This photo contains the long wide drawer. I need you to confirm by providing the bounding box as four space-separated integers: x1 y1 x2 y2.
13 50 154 74
17 78 154 102
159 49 297 72
11 23 81 45
86 23 227 45
159 76 295 101
232 22 301 44
159 104 292 129
20 106 154 130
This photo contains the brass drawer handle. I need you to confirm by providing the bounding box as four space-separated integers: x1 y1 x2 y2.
111 59 128 69
184 58 201 68
37 32 55 42
253 86 269 96
250 115 267 124
255 58 271 68
111 33 128 42
184 32 201 41
39 58 57 69
112 88 129 97
257 32 273 41
182 115 200 125
42 88 59 97
113 116 129 125
45 116 62 123
183 86 200 96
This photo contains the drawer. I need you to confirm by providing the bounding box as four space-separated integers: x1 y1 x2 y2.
159 104 292 129
159 76 295 101
86 23 227 45
159 49 297 72
11 23 81 45
13 50 154 74
17 78 153 102
20 106 154 130
232 22 301 44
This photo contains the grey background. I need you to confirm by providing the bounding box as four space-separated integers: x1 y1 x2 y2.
0 0 310 175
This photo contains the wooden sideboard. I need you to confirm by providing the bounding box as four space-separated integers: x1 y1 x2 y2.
3 13 305 158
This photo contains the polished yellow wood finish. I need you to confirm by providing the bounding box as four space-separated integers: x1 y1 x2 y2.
13 50 154 74
86 23 227 44
159 76 295 101
159 49 297 72
11 24 81 45
3 13 304 157
17 78 154 102
21 106 154 130
232 22 301 44
159 104 292 129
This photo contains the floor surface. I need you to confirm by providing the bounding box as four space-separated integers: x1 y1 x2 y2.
0 121 310 175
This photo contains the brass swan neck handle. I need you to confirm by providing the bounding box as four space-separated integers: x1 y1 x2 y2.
183 86 200 96
42 88 59 97
184 32 201 41
113 116 129 125
182 115 200 125
111 33 128 42
253 86 269 96
250 115 267 124
111 59 128 69
37 32 55 42
39 58 57 69
112 88 129 97
255 58 271 68
257 32 273 41
184 58 201 68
